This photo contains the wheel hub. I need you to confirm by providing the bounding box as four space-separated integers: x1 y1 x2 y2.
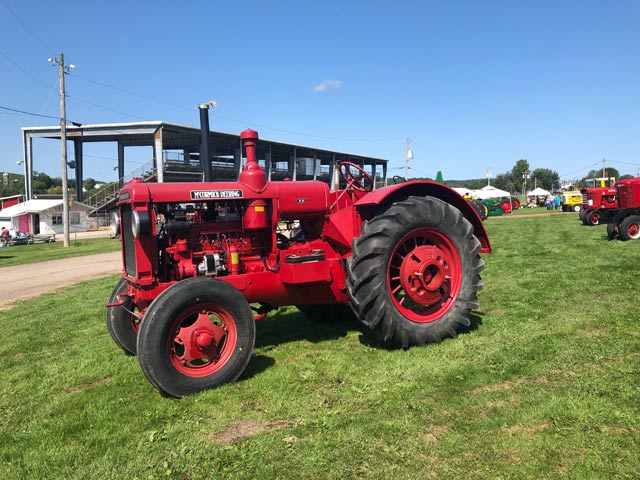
173 311 228 367
399 245 451 305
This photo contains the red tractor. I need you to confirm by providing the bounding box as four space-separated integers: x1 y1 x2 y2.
107 129 491 397
608 177 640 240
580 177 618 226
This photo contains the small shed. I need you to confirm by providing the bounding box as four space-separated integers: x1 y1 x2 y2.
0 199 93 235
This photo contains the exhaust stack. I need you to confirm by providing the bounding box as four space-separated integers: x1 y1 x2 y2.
198 101 216 182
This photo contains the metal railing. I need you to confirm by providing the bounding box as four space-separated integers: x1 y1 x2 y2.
84 160 156 212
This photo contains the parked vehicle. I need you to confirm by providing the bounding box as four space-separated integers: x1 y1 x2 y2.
580 177 618 226
106 127 491 397
561 191 583 212
609 177 640 241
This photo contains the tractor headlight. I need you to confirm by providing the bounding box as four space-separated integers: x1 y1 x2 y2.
110 211 120 237
132 210 152 238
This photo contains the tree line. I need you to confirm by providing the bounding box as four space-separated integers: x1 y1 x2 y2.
0 171 108 199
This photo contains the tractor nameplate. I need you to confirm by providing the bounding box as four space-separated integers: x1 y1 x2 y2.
190 189 243 200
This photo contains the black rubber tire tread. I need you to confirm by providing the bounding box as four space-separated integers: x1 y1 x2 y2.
106 278 138 355
579 209 588 224
347 195 484 348
586 210 599 226
619 215 640 241
607 222 619 240
137 277 255 398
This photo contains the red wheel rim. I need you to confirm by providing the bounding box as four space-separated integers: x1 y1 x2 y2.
591 214 599 225
168 304 238 377
387 227 462 323
628 222 640 238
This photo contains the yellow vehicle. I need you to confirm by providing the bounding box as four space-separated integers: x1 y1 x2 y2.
561 191 583 212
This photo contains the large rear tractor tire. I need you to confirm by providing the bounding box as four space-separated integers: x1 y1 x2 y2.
137 277 255 397
619 215 640 241
347 196 484 348
106 278 141 355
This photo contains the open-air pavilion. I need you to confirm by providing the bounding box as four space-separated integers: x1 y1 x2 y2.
20 122 389 212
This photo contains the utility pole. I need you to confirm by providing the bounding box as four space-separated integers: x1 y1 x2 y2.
602 158 606 178
405 138 413 180
49 53 74 247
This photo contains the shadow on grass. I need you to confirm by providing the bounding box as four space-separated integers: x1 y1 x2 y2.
254 307 362 350
254 306 484 352
0 255 16 260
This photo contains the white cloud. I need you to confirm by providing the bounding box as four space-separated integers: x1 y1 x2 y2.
313 80 343 92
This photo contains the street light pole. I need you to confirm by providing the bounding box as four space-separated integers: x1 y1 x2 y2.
405 138 413 180
49 53 74 247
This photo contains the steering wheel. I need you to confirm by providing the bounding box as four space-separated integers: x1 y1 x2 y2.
338 162 373 192
392 175 406 185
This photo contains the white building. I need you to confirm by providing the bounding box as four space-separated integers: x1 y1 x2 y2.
0 199 93 235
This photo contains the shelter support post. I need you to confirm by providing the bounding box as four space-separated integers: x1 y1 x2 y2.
153 128 164 183
73 140 83 202
117 142 125 187
22 131 33 200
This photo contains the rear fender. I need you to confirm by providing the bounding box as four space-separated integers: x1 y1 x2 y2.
355 181 491 253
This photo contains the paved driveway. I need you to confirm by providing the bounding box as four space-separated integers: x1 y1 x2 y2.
0 251 121 310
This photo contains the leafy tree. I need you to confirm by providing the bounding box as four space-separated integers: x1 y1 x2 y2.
83 177 97 191
619 174 634 180
493 172 516 193
583 168 620 181
531 168 560 191
575 168 620 189
511 159 530 192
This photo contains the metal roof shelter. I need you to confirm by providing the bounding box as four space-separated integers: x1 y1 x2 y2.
21 121 389 203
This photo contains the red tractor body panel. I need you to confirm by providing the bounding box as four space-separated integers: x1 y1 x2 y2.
617 178 640 209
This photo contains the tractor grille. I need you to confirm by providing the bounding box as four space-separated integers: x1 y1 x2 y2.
582 194 588 204
121 205 137 277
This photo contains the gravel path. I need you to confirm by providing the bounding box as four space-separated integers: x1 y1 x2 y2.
0 251 121 310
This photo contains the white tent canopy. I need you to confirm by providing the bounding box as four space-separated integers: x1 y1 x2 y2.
527 187 551 197
474 185 511 199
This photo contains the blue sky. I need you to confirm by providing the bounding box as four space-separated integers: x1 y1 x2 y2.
1 0 639 184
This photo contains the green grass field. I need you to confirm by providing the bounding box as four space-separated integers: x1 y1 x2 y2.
0 213 637 479
0 237 119 267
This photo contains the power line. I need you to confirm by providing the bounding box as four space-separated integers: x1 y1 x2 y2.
68 72 192 112
0 0 52 52
67 95 146 121
559 161 601 178
0 104 59 120
69 70 402 143
0 48 52 88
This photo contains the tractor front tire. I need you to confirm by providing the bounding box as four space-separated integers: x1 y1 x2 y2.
137 277 255 398
586 210 600 226
347 196 484 348
619 215 640 241
579 209 588 224
106 278 140 355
